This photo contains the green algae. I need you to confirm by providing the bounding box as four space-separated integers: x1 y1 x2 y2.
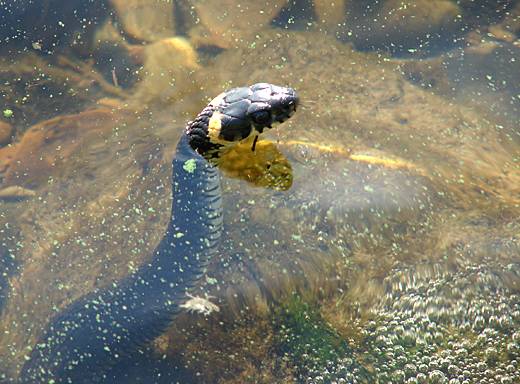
183 159 197 173
274 295 347 364
273 295 372 381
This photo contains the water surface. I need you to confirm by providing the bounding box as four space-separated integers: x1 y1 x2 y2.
0 1 519 383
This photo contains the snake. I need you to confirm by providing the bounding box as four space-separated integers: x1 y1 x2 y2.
19 83 298 383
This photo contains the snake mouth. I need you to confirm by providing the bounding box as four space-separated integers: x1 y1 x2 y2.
273 98 298 125
270 86 299 125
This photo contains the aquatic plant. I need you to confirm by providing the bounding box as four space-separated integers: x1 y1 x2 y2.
273 295 372 383
302 262 520 383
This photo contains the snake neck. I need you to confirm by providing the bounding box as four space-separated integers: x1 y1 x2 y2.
20 132 223 383
151 133 222 277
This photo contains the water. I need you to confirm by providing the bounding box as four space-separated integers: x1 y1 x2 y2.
0 1 519 383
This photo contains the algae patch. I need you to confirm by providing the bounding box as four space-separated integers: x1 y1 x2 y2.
183 159 197 173
273 295 371 381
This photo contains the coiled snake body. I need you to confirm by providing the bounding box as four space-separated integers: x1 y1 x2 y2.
20 83 298 383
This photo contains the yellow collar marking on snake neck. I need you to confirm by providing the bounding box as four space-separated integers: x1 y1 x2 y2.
208 111 224 143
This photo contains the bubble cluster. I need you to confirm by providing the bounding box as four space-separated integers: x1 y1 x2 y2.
304 262 520 384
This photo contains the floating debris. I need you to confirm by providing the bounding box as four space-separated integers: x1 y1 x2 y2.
31 41 42 51
182 159 197 173
180 293 220 316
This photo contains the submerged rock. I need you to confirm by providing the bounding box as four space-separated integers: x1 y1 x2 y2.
0 185 36 200
187 0 286 48
109 0 176 42
2 108 122 188
0 121 13 147
132 37 200 105
0 145 16 176
314 0 347 28
344 0 462 54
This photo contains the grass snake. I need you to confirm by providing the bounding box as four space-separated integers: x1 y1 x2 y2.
20 83 299 383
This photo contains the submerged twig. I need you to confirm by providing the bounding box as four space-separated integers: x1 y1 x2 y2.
57 56 127 99
111 67 119 87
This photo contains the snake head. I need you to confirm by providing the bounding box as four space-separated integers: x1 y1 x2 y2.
207 83 299 144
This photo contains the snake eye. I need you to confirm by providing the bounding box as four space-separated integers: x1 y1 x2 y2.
251 110 271 126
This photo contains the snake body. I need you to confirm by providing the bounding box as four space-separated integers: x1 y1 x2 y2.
20 83 298 383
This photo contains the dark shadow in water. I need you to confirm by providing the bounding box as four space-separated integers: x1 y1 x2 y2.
102 349 195 384
0 0 110 53
271 0 315 30
0 248 13 312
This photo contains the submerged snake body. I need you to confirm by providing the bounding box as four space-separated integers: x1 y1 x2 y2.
20 83 298 383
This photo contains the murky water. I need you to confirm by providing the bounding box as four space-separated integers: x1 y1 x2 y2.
0 1 519 383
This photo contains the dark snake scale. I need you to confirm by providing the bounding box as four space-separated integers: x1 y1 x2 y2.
20 83 298 383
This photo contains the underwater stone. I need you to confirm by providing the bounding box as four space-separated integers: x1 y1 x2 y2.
0 122 13 147
109 0 175 42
